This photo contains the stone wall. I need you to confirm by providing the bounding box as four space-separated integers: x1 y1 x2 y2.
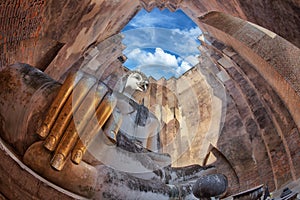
0 141 77 200
198 11 300 134
133 35 300 194
180 0 300 48
1 0 300 198
0 0 141 80
1 0 299 75
201 38 300 192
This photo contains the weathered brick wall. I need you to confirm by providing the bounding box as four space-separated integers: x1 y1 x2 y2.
130 35 299 194
180 0 300 48
0 141 75 200
208 146 240 195
136 34 299 194
174 67 213 166
43 0 141 81
0 0 45 68
0 0 141 78
2 0 299 76
1 0 300 198
199 11 300 135
236 0 300 48
204 38 300 193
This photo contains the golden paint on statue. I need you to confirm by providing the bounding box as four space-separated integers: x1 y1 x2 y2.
51 119 78 170
43 75 97 151
0 64 227 199
36 71 83 138
72 93 117 164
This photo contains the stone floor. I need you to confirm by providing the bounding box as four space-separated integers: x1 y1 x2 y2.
223 178 300 200
271 178 300 199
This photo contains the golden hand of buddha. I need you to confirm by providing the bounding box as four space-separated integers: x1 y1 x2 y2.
35 71 120 171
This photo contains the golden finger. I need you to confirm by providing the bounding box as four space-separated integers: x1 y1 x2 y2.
44 75 97 151
72 93 117 164
74 82 109 134
50 83 109 170
51 119 78 171
37 71 83 138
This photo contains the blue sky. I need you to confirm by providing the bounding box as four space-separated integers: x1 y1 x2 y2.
122 8 202 80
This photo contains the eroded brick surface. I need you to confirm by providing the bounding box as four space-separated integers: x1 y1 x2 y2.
0 146 73 200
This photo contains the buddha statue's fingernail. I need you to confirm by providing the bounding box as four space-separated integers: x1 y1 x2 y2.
44 135 56 151
72 150 83 164
51 153 65 171
37 124 48 138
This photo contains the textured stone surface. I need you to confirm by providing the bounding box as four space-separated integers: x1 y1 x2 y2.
0 63 60 155
203 41 300 193
0 0 46 68
199 11 300 132
0 141 75 200
0 0 300 198
200 12 300 96
236 0 300 48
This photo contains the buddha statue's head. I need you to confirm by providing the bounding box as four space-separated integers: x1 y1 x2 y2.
123 71 149 95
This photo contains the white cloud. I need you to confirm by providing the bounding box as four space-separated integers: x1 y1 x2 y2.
125 9 177 30
184 55 199 66
122 27 201 58
121 11 202 79
129 13 174 29
127 48 178 67
176 62 188 75
171 27 202 55
172 27 202 38
125 48 199 79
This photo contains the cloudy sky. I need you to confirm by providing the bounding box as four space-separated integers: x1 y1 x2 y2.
122 8 202 80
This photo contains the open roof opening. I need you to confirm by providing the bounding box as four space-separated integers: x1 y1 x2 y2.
121 8 202 80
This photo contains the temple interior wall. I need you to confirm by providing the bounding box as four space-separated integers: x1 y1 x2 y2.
0 0 300 197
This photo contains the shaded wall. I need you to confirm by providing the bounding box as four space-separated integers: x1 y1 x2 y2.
0 0 300 197
198 11 300 133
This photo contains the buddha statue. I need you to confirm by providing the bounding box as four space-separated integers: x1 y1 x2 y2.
0 63 228 199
